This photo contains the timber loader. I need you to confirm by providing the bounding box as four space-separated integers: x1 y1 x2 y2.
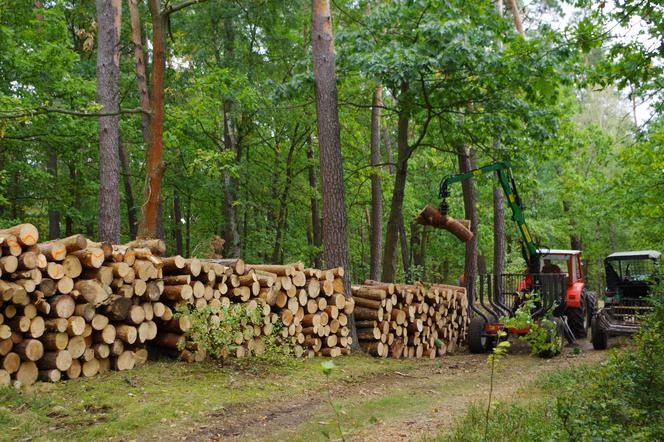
417 161 594 356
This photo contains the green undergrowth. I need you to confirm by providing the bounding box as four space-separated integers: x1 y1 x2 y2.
0 354 409 442
443 296 664 442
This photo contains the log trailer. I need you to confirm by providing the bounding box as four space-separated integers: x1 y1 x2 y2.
417 161 594 355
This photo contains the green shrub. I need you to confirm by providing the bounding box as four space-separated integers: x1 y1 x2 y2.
444 292 664 441
549 294 664 441
175 303 291 363
444 400 564 442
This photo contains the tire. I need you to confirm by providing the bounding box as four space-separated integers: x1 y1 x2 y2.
537 317 564 358
567 293 588 339
591 315 609 350
468 317 491 354
586 292 597 324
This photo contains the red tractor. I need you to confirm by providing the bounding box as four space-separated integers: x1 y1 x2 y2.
417 161 595 356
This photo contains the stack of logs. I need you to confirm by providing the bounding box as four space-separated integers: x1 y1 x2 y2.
0 224 166 386
352 280 469 358
0 223 358 386
150 259 355 360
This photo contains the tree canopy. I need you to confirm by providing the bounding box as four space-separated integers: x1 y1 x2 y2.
0 0 661 290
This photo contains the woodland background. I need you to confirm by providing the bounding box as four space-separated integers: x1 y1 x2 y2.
0 0 662 293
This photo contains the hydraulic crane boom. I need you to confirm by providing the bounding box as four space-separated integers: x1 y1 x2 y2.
437 161 539 268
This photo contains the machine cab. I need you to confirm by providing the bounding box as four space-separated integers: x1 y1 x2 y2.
537 249 583 286
604 251 660 300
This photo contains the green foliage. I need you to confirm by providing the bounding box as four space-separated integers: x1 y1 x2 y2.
500 293 562 357
449 291 664 442
445 399 563 442
174 303 290 362
551 293 664 441
0 0 660 291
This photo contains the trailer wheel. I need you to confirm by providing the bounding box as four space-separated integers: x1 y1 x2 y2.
591 316 609 350
537 317 564 358
468 317 491 354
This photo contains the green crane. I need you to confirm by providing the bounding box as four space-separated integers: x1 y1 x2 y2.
436 161 539 272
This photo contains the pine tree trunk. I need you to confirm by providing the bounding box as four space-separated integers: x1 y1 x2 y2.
457 144 478 299
398 217 409 276
217 16 241 258
492 184 505 278
221 99 240 257
493 0 507 283
47 147 60 240
96 0 122 244
271 142 296 264
411 222 422 268
128 0 152 146
383 126 395 174
369 85 383 281
311 0 357 348
173 192 183 255
119 141 138 238
139 0 167 239
306 138 322 268
507 0 525 35
382 82 410 282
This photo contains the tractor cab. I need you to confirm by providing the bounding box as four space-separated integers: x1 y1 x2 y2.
536 249 583 285
604 251 660 300
536 249 586 306
591 250 660 350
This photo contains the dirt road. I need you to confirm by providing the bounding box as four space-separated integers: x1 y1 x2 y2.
173 340 607 442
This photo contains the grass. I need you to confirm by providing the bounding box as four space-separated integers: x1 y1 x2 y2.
265 356 502 442
0 354 412 442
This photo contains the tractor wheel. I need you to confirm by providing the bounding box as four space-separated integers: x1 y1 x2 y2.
468 317 491 354
567 293 588 339
591 316 609 350
586 292 597 325
536 317 564 358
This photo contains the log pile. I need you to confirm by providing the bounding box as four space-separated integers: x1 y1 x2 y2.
0 225 162 385
352 280 468 358
150 259 355 360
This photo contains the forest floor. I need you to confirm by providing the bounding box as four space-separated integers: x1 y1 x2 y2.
0 339 614 442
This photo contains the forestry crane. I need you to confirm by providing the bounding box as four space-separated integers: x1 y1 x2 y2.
417 161 594 355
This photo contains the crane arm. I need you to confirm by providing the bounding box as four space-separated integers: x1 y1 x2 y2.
438 161 539 263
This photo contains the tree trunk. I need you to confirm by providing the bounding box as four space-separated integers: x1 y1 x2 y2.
47 147 60 240
119 141 138 238
563 200 582 250
457 144 478 299
65 163 77 236
507 0 525 36
221 100 240 257
306 137 322 268
271 142 296 264
128 0 151 146
493 0 506 282
173 192 183 255
311 0 357 348
381 82 410 282
478 253 487 275
96 0 122 244
398 217 409 276
185 193 191 257
369 85 383 281
420 225 428 280
411 222 422 268
492 184 505 278
217 16 241 258
383 126 395 174
139 0 167 239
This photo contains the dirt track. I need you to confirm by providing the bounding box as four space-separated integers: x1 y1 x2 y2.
166 339 607 442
